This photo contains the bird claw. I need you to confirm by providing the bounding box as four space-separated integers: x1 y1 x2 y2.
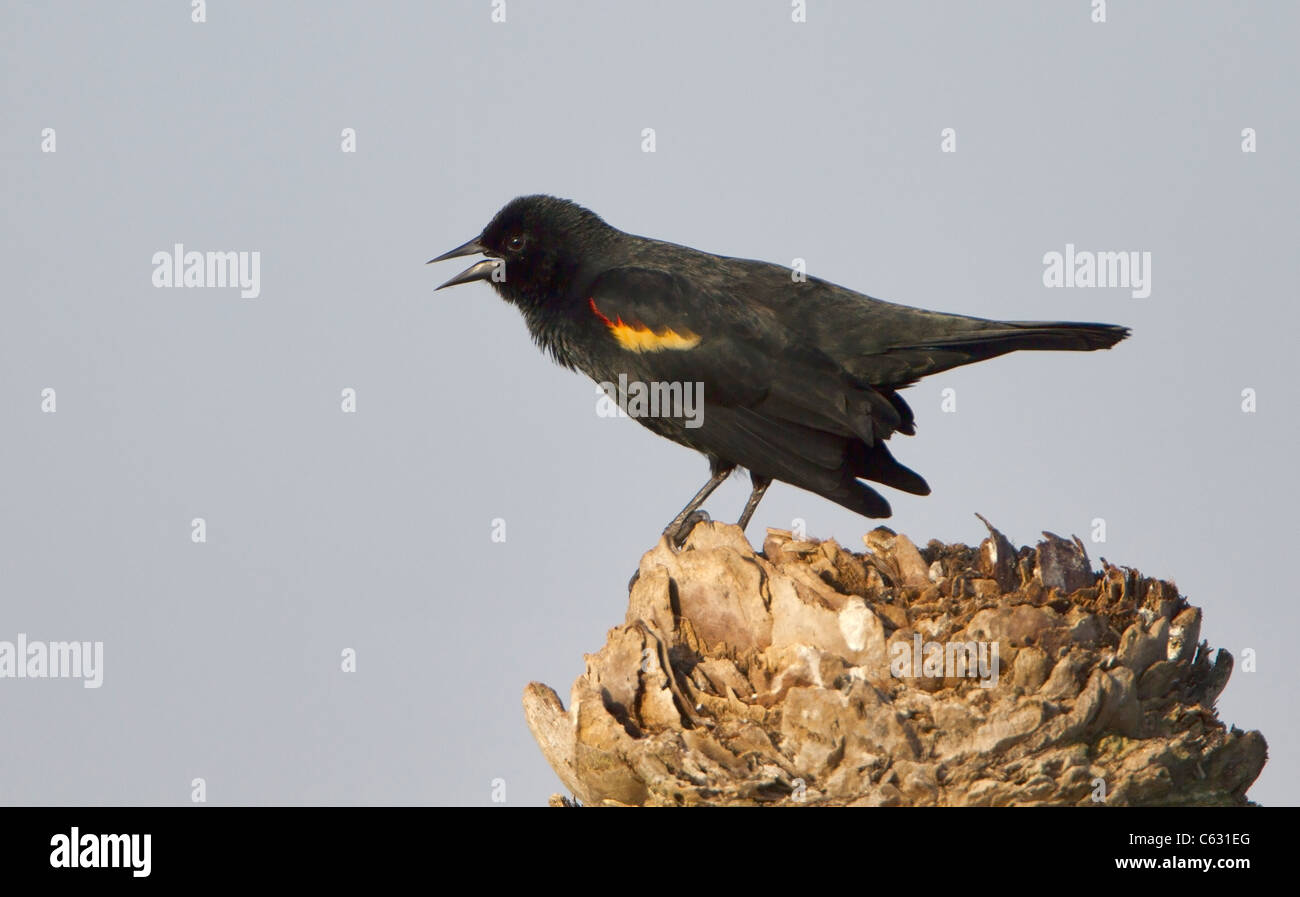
665 510 711 552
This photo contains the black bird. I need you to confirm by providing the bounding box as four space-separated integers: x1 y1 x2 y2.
430 196 1129 546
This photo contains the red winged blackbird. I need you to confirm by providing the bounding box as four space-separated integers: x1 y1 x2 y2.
431 196 1129 546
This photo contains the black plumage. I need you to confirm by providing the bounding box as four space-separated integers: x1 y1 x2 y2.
431 195 1129 544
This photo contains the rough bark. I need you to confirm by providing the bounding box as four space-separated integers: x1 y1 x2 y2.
524 520 1266 806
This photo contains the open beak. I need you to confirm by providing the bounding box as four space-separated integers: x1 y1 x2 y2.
427 237 500 290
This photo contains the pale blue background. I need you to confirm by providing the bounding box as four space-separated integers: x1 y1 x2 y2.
2 1 1295 805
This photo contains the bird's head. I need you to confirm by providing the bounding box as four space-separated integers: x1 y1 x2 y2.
429 195 613 308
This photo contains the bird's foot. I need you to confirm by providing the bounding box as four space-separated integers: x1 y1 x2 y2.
665 510 711 552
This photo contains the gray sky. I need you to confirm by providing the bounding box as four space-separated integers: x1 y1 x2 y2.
2 1 1295 805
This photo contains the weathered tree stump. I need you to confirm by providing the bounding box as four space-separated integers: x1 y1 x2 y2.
524 520 1266 806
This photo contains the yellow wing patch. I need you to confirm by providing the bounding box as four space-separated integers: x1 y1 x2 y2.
589 298 701 353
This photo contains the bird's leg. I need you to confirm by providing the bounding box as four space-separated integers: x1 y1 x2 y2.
736 473 772 532
664 462 734 549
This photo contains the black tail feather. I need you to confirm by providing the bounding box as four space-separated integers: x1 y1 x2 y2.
915 321 1130 356
826 478 892 519
848 440 930 496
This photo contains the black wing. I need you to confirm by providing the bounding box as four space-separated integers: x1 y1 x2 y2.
585 267 929 518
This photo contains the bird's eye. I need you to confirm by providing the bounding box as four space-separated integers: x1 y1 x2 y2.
506 234 526 252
